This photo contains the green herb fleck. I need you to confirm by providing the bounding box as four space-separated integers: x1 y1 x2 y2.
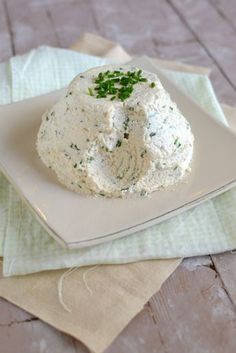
149 132 156 137
150 82 155 88
88 87 94 96
73 163 77 168
174 138 181 148
123 116 130 131
116 140 122 147
70 143 80 151
141 150 147 158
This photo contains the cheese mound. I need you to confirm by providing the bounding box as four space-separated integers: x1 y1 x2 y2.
37 65 194 198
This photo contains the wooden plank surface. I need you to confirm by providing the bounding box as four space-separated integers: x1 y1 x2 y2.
212 252 236 304
149 260 236 353
3 0 59 54
0 0 13 60
168 0 236 104
0 0 236 352
47 0 236 105
210 0 236 30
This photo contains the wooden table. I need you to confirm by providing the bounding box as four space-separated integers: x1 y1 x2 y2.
1 0 236 352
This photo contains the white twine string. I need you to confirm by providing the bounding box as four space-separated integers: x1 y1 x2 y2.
57 265 99 312
57 267 78 313
82 265 99 295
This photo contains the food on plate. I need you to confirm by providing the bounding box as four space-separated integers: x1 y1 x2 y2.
37 65 194 198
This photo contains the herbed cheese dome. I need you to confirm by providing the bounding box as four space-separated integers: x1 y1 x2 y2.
36 65 194 198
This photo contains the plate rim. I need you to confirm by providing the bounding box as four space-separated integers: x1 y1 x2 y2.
1 56 236 249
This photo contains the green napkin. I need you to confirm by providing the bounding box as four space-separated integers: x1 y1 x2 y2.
0 46 235 277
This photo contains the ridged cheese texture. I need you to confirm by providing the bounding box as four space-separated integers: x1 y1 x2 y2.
37 65 194 198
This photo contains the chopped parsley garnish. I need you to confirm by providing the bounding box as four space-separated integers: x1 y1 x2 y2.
73 163 77 168
88 69 149 101
150 82 155 88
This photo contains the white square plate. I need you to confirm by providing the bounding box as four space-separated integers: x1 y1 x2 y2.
0 57 236 248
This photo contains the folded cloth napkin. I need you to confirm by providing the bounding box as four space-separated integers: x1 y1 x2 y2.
1 41 236 277
0 36 183 353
